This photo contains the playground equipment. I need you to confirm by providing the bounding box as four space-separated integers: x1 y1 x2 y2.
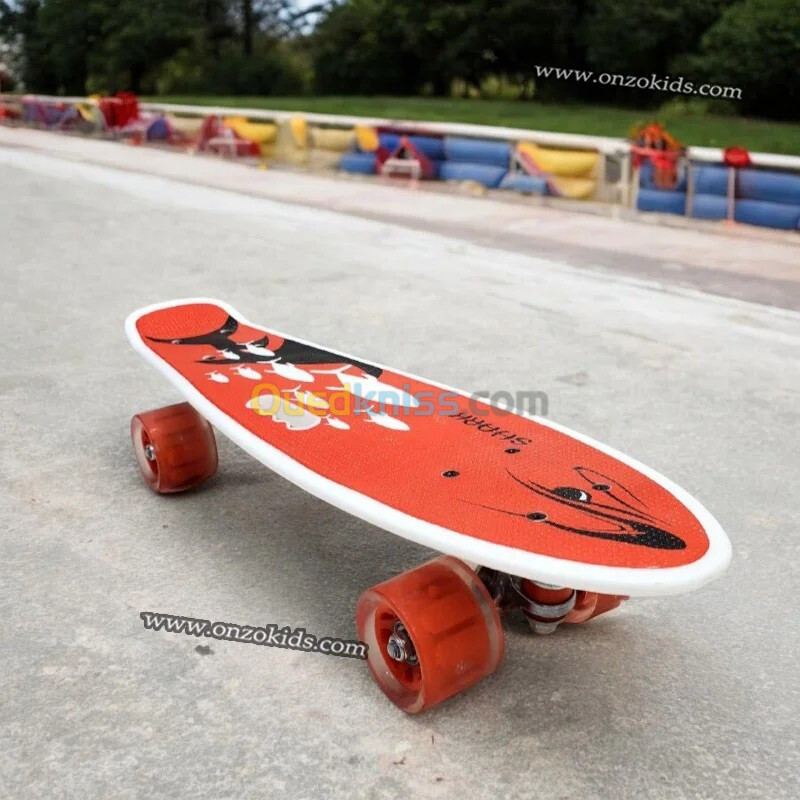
3 93 798 231
194 116 261 158
630 122 684 190
502 142 598 199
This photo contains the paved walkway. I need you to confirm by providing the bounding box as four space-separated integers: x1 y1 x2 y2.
1 125 798 308
1 134 798 800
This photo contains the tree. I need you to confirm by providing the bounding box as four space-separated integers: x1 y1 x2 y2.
87 0 204 93
311 0 427 94
485 0 587 99
687 0 800 119
582 0 737 105
310 0 586 97
24 0 101 94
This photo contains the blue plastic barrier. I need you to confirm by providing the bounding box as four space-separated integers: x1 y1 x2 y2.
638 161 688 192
146 116 170 141
429 160 444 179
445 137 511 167
23 101 63 126
404 135 446 161
684 166 800 206
737 169 800 205
689 193 727 220
637 188 687 215
691 165 729 196
377 132 401 152
340 152 377 175
735 199 800 230
438 161 508 188
682 194 800 229
500 174 549 195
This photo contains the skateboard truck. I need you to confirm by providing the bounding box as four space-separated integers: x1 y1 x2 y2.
477 567 576 633
513 580 576 635
476 567 625 634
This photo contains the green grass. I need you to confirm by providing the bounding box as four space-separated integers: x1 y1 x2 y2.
145 95 800 155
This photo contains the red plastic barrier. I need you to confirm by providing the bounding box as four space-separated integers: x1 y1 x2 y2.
98 92 140 129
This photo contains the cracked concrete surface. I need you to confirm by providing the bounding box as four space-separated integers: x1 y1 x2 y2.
1 139 798 800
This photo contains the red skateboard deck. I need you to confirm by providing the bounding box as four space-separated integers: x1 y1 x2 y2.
126 299 730 596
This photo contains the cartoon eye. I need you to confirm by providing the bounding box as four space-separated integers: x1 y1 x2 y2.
505 448 520 454
526 512 547 522
553 487 591 503
592 483 611 491
442 470 460 478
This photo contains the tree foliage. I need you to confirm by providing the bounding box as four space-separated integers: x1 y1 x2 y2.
683 0 800 118
1 0 797 119
3 0 315 94
311 0 587 97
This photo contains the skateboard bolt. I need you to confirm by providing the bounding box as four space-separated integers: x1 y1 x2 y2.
144 444 156 462
528 620 559 635
387 622 418 665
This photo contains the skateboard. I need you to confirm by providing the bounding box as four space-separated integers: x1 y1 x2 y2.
126 298 731 713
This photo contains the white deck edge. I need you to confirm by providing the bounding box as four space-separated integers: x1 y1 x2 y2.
126 298 731 597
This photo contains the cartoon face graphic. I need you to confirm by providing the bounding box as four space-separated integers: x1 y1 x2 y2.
456 465 686 550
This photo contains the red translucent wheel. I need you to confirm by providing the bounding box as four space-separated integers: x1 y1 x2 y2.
356 556 504 713
131 402 218 494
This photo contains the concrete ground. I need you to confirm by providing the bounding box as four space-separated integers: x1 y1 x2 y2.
1 133 798 800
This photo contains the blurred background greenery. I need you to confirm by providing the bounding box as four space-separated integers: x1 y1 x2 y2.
1 1 798 149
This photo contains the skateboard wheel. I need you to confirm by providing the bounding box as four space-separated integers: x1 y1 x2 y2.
356 556 504 713
131 402 218 493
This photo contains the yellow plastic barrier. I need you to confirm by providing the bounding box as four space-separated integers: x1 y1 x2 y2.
76 103 104 127
307 149 346 171
512 141 599 199
548 176 597 200
355 125 379 152
167 115 204 136
518 142 598 178
271 117 309 166
289 116 307 149
309 126 356 152
221 116 277 159
224 117 278 145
